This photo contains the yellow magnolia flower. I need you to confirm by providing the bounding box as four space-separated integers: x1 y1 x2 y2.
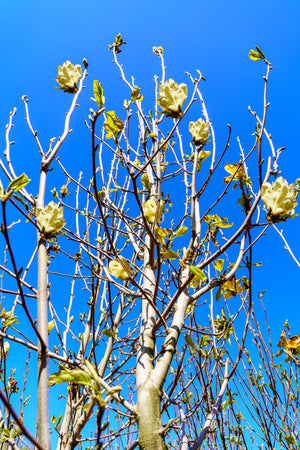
108 256 132 281
261 176 298 220
56 61 82 93
36 201 66 237
142 199 164 223
157 79 187 118
189 119 210 145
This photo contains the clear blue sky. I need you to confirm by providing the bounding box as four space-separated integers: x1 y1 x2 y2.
1 0 300 443
2 0 298 331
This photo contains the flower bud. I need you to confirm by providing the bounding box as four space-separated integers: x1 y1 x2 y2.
2 341 9 357
48 320 55 333
143 199 164 223
108 256 132 280
189 119 210 145
141 173 152 190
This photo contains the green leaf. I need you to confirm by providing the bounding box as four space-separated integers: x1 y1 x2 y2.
85 360 100 386
93 80 105 109
204 214 233 229
108 33 126 53
102 329 115 338
104 111 124 139
190 265 206 281
161 250 178 260
101 422 109 432
84 360 105 407
49 367 93 387
238 197 246 210
284 435 296 445
7 173 30 194
199 336 211 348
0 428 10 441
175 226 188 238
248 49 263 61
255 45 266 59
214 259 224 273
216 285 223 301
184 335 195 348
2 315 18 328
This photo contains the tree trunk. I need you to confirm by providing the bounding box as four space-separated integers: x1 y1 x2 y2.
37 238 50 449
136 231 166 450
137 380 166 450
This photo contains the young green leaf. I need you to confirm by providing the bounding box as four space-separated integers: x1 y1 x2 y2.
248 49 263 61
190 265 206 281
184 335 195 348
104 111 124 139
161 250 178 260
93 80 105 109
7 173 30 194
255 45 266 59
49 367 93 387
214 259 224 273
216 285 223 301
175 226 188 238
102 329 115 338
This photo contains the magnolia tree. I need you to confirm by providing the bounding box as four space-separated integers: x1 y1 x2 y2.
0 36 300 449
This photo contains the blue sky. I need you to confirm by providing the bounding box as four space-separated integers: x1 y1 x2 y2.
1 0 298 331
1 0 300 444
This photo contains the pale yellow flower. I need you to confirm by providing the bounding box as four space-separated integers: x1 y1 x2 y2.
36 201 66 236
157 79 187 118
189 119 210 145
261 177 297 220
2 341 9 358
56 61 82 93
143 199 164 223
108 256 132 280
